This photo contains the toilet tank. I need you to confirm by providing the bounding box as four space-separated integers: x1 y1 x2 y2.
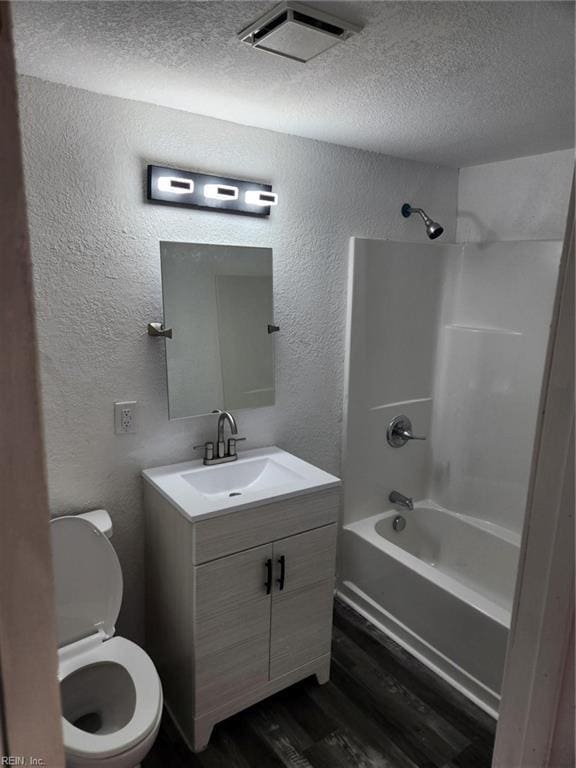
77 509 113 538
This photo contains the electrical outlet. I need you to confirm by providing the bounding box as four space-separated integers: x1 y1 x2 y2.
114 401 137 434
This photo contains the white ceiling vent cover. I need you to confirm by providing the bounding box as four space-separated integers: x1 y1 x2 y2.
238 2 362 63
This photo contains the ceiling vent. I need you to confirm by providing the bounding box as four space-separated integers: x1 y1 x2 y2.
238 2 362 63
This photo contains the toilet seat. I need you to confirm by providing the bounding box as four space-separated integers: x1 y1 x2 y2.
51 515 163 764
60 636 163 760
51 516 123 645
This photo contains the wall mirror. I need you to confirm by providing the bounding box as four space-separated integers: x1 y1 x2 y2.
159 242 275 419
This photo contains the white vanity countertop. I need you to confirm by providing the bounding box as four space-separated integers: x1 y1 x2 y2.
142 446 341 522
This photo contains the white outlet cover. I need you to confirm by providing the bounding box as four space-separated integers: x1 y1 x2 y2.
114 401 137 434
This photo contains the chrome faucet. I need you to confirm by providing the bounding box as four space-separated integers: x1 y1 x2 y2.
217 411 238 457
193 410 246 465
389 490 414 511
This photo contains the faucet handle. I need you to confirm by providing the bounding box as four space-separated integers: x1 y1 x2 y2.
399 429 426 441
193 441 214 461
227 437 246 457
387 415 427 448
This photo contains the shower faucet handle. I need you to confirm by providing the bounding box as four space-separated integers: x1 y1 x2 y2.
387 415 427 448
398 429 426 441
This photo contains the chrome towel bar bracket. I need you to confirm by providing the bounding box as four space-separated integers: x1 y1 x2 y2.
147 322 173 339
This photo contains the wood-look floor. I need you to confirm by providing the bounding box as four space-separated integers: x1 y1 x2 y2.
144 599 496 768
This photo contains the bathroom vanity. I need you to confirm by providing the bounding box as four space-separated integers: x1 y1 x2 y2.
143 447 340 751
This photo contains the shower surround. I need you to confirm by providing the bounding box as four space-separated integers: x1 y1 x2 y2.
339 237 562 716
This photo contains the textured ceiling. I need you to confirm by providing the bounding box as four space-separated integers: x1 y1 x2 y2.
12 1 575 167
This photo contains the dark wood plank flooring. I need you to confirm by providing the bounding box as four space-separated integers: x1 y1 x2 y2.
143 599 496 768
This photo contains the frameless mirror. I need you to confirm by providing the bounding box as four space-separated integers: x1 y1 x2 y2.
160 242 275 419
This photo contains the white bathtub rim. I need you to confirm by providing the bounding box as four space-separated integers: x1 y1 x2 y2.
426 503 521 547
370 498 520 545
337 582 500 720
344 503 513 628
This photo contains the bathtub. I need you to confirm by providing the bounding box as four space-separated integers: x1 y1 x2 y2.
337 502 520 717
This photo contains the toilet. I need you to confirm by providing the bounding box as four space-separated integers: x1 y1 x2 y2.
51 510 163 768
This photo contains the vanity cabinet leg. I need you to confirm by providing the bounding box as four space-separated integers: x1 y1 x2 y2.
315 656 331 686
193 717 214 753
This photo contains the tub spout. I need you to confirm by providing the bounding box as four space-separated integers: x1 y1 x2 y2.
389 490 414 511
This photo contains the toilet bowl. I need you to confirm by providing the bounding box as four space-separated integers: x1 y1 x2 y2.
51 512 163 768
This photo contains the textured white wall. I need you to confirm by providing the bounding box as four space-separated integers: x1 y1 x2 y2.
18 75 457 640
457 149 573 242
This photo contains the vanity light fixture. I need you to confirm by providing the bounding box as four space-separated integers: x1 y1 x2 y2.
157 176 195 194
245 190 278 207
147 165 276 217
204 183 239 201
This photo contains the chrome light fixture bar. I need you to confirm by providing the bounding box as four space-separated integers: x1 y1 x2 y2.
147 165 277 217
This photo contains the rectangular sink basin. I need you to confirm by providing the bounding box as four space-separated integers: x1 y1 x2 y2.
143 446 340 521
181 457 304 499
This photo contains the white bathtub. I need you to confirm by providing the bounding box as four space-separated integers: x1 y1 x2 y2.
338 502 520 717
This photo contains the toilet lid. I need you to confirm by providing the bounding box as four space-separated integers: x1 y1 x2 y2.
51 516 123 648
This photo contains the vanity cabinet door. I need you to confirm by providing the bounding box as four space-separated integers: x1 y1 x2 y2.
269 524 337 679
193 543 273 712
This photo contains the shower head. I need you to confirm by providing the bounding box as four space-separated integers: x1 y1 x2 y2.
401 203 444 240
